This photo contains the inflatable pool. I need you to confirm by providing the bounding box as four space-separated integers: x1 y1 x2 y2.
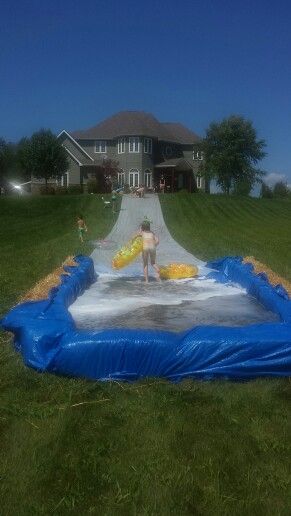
1 255 291 381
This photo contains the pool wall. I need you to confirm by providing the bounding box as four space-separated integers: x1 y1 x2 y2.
1 255 291 381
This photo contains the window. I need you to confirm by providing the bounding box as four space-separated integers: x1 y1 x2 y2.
144 170 152 188
196 176 202 188
129 169 139 187
144 138 152 154
118 171 125 186
193 150 203 160
129 137 140 153
118 138 125 154
61 172 69 187
95 140 106 153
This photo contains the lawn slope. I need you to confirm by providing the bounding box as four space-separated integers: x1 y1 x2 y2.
160 193 291 280
0 194 291 515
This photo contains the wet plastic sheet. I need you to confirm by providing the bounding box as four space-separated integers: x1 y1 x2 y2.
1 255 291 381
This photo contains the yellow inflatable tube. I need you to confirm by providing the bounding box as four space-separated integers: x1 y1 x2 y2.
112 236 143 269
160 263 198 280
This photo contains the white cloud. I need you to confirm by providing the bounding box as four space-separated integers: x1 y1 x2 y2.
265 172 287 186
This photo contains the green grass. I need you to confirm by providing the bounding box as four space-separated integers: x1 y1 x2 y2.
0 194 291 515
160 193 291 280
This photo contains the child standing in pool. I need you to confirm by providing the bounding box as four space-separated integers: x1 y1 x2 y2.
136 220 160 283
77 214 87 243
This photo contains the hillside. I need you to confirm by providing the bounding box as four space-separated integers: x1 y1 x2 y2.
160 193 291 281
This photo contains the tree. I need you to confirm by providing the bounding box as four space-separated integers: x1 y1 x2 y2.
202 115 266 194
273 181 288 198
0 138 14 189
19 130 69 188
260 182 273 198
92 158 121 193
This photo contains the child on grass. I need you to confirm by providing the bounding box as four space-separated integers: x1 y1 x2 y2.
77 214 87 243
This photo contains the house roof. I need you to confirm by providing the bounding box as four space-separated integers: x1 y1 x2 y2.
155 158 194 171
71 111 200 144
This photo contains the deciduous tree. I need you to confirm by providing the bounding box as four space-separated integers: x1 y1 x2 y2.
202 115 266 194
18 130 69 188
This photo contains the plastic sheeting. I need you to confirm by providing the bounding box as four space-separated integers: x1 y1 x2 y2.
1 255 291 381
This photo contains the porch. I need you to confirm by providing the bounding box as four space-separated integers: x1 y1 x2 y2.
155 158 196 192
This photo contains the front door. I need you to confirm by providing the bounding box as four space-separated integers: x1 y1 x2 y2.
129 170 139 187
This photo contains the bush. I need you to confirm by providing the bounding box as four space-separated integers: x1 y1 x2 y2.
177 189 189 194
67 184 83 194
87 179 99 194
55 186 68 195
39 185 55 195
273 181 288 198
261 182 273 198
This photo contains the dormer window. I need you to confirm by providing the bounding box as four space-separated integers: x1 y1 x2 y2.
144 138 152 154
118 138 125 154
95 140 106 153
193 150 203 160
129 137 140 153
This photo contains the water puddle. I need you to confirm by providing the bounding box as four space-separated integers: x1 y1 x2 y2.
70 274 279 332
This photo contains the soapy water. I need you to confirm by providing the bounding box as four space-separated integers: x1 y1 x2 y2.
70 273 279 332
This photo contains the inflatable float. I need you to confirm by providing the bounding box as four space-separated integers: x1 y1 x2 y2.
159 263 198 280
112 236 143 269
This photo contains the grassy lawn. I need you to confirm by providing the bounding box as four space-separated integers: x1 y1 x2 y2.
0 194 291 515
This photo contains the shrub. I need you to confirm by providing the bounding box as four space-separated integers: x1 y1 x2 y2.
87 179 99 194
273 181 288 198
67 184 83 194
261 182 273 198
39 185 55 195
55 186 68 195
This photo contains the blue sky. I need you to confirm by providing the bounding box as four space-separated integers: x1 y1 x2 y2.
1 0 291 184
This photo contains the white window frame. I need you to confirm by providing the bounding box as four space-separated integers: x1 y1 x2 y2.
129 137 140 153
144 169 152 188
144 138 152 154
196 176 202 188
193 149 203 161
118 137 125 154
95 140 107 153
118 170 125 186
129 169 139 187
61 172 69 187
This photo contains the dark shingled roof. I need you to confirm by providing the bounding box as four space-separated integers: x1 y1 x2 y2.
71 111 200 144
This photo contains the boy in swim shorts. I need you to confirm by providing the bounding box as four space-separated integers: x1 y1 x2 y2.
137 220 160 283
77 214 87 243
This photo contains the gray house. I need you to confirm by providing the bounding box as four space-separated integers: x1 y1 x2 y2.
57 111 205 192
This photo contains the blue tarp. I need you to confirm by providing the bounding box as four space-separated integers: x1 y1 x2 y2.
1 255 291 381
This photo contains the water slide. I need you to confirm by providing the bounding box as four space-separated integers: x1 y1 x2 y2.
70 195 277 332
2 193 291 380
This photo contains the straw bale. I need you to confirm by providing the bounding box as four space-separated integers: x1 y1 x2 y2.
243 256 291 297
20 256 78 302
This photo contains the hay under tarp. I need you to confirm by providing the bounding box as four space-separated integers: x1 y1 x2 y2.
20 257 77 302
243 256 291 297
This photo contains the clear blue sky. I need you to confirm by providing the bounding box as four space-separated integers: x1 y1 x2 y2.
1 0 291 183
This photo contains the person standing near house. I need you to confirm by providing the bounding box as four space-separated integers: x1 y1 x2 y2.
77 214 88 243
159 175 165 193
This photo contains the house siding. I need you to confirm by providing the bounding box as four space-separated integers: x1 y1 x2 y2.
58 119 206 192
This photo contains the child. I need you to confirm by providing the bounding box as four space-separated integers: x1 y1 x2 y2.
136 220 160 283
77 214 87 243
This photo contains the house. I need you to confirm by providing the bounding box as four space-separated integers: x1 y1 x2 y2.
56 111 206 192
